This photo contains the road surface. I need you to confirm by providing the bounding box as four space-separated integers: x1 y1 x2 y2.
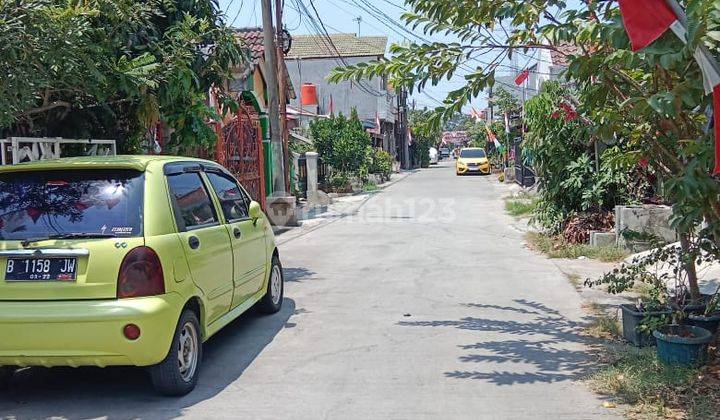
0 160 617 419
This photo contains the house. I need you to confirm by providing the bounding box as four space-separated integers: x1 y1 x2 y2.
488 44 575 115
285 33 405 162
223 27 296 199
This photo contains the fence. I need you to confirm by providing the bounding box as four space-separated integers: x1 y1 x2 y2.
1 137 116 165
295 153 330 198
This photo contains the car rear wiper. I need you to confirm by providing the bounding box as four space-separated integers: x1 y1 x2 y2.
49 233 118 240
20 233 117 246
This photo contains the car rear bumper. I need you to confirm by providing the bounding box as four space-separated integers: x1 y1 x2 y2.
0 293 184 367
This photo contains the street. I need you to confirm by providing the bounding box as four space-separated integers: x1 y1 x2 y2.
0 161 615 419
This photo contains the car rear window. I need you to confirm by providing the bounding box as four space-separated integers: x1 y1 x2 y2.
0 169 144 240
460 149 486 158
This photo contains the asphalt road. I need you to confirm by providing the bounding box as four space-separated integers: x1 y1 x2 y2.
0 160 617 419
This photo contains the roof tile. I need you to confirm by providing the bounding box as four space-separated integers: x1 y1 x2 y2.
287 33 388 59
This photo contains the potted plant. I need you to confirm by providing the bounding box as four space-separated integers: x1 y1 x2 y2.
686 285 720 336
589 238 717 365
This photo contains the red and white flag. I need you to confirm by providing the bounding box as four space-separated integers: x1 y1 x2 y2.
618 0 676 51
514 69 530 86
328 95 334 115
619 0 720 174
375 112 381 133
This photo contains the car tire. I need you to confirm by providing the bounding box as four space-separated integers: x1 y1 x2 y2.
149 310 202 397
0 366 14 389
256 254 284 314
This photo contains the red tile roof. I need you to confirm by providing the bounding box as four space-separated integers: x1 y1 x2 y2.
550 43 583 67
234 27 296 99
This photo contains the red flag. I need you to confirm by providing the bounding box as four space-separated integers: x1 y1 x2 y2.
514 69 530 86
618 0 677 51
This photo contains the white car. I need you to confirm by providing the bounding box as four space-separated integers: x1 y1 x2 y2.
429 147 439 165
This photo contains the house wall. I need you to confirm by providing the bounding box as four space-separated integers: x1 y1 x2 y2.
286 56 394 122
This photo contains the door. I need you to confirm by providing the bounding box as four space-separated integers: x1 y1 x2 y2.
205 171 267 309
166 171 233 323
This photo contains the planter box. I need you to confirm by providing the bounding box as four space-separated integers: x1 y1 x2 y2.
621 304 671 347
654 325 713 366
687 314 720 337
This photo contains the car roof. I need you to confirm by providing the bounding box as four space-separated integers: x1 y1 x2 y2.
461 147 485 151
0 155 210 173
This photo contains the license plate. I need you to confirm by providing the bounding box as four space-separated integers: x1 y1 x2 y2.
468 167 479 171
5 258 77 281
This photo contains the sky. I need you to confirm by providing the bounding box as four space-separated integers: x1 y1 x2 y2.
218 0 578 112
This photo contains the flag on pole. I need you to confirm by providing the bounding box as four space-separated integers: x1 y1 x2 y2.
514 69 530 86
375 112 381 133
328 95 334 115
618 0 676 51
407 127 413 146
618 0 720 174
504 112 511 134
485 125 504 153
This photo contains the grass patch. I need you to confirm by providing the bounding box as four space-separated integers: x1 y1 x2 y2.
584 306 621 340
525 232 629 262
362 182 378 192
505 198 538 217
582 304 720 418
589 346 720 419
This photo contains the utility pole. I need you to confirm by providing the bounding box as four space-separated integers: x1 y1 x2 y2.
275 0 290 193
261 0 285 194
353 16 362 36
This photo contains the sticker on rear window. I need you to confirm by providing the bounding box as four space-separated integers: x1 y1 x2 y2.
111 226 134 236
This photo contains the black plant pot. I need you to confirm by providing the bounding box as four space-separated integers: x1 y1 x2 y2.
686 313 720 337
621 304 671 347
682 293 714 315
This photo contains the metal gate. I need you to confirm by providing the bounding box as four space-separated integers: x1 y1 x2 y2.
513 137 536 188
216 103 266 210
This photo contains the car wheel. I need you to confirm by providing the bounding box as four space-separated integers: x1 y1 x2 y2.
256 254 284 314
0 366 15 389
149 310 202 396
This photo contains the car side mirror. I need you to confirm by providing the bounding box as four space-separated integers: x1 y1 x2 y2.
249 201 262 225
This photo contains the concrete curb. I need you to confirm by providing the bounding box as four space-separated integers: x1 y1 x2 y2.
274 170 416 245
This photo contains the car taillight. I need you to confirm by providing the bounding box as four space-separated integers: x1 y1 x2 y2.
117 246 165 298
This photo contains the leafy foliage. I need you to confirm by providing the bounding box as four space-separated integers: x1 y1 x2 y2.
409 108 440 166
309 109 372 180
0 0 243 153
524 82 638 231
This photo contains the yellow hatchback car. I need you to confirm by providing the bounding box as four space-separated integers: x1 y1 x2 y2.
456 148 490 175
0 156 283 396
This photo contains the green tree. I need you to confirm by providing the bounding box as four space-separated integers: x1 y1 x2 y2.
409 108 441 166
309 109 371 178
0 0 243 153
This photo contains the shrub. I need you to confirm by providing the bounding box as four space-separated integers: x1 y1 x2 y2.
309 108 371 178
370 149 393 179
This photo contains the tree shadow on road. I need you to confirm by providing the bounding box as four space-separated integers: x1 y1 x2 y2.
399 299 600 386
0 299 297 419
284 266 316 283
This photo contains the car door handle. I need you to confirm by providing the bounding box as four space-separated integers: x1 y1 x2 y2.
188 236 200 250
233 228 242 239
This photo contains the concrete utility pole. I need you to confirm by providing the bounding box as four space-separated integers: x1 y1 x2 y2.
275 0 290 193
261 0 285 194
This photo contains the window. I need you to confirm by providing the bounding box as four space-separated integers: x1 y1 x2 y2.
0 170 144 240
206 172 250 221
460 149 486 159
166 173 218 230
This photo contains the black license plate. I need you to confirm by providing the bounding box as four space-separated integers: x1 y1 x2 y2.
5 258 77 281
